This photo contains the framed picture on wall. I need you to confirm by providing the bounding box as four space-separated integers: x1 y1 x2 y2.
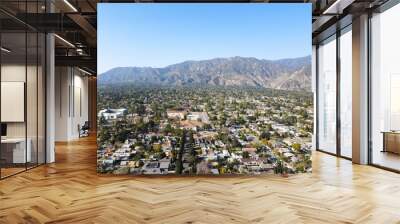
97 3 313 176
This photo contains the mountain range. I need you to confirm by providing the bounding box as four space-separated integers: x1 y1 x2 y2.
98 56 312 91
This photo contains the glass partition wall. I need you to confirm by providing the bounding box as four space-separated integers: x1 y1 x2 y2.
0 31 27 177
339 27 352 159
316 26 352 159
316 0 400 171
317 35 337 155
370 3 400 171
0 4 46 179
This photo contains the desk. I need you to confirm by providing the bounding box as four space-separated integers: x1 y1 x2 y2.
382 131 400 154
1 138 31 164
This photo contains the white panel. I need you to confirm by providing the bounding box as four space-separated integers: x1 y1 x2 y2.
1 82 25 122
75 87 81 117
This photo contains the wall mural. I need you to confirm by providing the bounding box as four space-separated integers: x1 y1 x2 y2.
97 3 313 175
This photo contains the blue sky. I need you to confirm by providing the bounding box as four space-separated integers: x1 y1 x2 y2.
98 4 311 73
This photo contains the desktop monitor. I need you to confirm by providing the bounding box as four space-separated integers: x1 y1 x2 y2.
1 123 7 137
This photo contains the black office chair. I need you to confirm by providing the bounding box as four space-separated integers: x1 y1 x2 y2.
79 121 90 138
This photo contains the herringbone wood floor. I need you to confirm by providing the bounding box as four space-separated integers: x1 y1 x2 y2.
1 136 400 224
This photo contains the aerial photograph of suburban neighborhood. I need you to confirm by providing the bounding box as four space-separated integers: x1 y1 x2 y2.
97 59 313 175
97 4 312 176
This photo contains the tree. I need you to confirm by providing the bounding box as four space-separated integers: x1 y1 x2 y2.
153 143 162 153
299 109 309 119
203 123 212 130
164 124 173 134
283 115 297 126
136 104 146 115
260 131 271 140
98 128 112 144
248 116 256 122
132 151 144 161
217 132 229 142
292 143 301 151
99 116 107 126
236 116 246 125
175 131 186 174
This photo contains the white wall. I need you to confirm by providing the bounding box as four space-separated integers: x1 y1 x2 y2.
1 65 27 140
55 67 89 141
0 65 39 138
71 72 89 138
55 66 69 141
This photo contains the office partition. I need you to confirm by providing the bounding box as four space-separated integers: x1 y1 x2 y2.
0 1 47 179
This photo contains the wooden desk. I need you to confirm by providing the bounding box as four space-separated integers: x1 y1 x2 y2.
1 138 31 164
382 131 400 154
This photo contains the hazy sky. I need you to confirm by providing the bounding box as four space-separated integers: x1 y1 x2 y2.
98 3 311 74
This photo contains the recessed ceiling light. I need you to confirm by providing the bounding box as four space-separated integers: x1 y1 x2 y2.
63 0 78 12
54 34 75 48
1 47 11 53
78 67 93 76
323 0 354 15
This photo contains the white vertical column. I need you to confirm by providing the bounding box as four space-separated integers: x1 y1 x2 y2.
352 14 369 164
312 45 317 150
45 0 56 163
46 33 55 163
